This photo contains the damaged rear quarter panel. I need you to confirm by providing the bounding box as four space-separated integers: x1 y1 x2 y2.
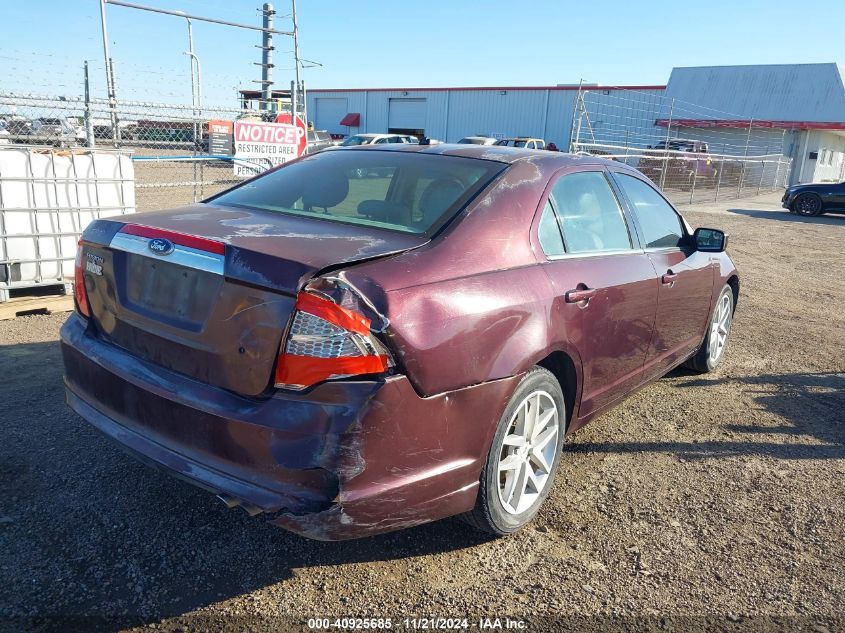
343 159 571 397
272 373 521 540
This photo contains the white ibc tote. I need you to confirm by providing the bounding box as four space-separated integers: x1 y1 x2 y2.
0 146 135 301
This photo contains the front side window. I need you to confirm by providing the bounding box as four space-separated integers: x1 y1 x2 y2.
615 174 685 248
210 150 503 235
549 171 632 254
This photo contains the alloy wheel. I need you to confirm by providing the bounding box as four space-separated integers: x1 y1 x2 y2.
708 292 733 364
496 390 560 515
795 193 821 215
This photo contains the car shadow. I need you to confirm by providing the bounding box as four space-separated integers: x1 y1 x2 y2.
0 340 495 631
5 336 843 630
570 371 845 461
727 208 845 225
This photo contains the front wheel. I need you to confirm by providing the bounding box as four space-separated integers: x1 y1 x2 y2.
461 367 565 536
684 284 734 373
792 192 823 216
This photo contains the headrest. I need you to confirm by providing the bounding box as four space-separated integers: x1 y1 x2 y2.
302 170 349 209
419 178 464 221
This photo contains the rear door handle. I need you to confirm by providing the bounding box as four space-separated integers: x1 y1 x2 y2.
565 287 598 303
661 272 678 285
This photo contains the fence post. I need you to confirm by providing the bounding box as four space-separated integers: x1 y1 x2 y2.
659 98 674 191
714 157 723 202
108 58 121 146
757 160 765 196
99 0 120 148
567 80 584 153
738 118 753 198
83 61 95 148
623 129 631 165
689 169 697 205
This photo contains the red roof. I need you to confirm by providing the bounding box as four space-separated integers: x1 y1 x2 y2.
656 118 845 131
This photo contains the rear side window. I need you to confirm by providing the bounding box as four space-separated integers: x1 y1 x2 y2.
537 200 565 256
209 150 503 235
549 171 632 253
615 174 685 248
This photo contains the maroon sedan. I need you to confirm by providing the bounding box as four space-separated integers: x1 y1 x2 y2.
63 145 738 540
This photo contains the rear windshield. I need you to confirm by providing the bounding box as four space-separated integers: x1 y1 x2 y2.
209 149 504 235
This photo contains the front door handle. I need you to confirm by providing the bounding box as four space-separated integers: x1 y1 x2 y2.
565 287 598 303
661 272 678 285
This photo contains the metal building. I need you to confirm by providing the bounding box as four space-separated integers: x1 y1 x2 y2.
660 64 845 184
307 63 845 184
306 85 665 149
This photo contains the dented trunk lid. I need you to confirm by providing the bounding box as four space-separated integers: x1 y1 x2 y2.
80 203 426 396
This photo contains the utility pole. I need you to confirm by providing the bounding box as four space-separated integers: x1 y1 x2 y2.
291 0 301 122
256 3 275 112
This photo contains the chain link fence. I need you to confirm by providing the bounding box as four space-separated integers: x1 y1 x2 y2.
568 86 792 204
0 92 282 211
3 86 797 215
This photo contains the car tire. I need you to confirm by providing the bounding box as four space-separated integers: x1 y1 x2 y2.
461 366 566 536
684 284 734 373
792 192 824 216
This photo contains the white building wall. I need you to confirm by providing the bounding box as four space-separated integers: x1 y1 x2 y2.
797 130 845 183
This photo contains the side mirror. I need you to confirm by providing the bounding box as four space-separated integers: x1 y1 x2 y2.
694 227 728 252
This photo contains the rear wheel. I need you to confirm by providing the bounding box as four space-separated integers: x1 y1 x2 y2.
792 192 823 216
462 367 565 536
684 284 734 373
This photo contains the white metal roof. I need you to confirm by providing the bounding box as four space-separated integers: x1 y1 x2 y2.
663 63 845 124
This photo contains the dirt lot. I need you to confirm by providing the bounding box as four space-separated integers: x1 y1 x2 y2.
1 192 843 632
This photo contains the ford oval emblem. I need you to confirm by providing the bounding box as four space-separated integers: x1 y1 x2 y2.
148 237 175 256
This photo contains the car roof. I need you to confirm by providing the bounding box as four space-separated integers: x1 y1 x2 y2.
340 142 627 169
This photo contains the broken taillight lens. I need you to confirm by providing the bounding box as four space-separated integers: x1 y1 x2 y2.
274 291 392 390
74 240 91 318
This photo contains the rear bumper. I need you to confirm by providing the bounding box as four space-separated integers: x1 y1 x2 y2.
61 314 518 540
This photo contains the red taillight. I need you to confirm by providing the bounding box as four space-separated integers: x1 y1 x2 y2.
274 292 392 390
74 240 91 318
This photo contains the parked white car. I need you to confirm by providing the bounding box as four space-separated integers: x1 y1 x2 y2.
30 117 87 146
340 133 418 146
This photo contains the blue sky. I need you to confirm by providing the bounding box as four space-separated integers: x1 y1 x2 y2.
3 0 843 106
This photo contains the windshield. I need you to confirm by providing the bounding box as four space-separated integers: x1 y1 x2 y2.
341 135 371 146
209 150 505 235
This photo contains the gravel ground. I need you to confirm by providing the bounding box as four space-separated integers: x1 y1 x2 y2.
1 192 843 633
